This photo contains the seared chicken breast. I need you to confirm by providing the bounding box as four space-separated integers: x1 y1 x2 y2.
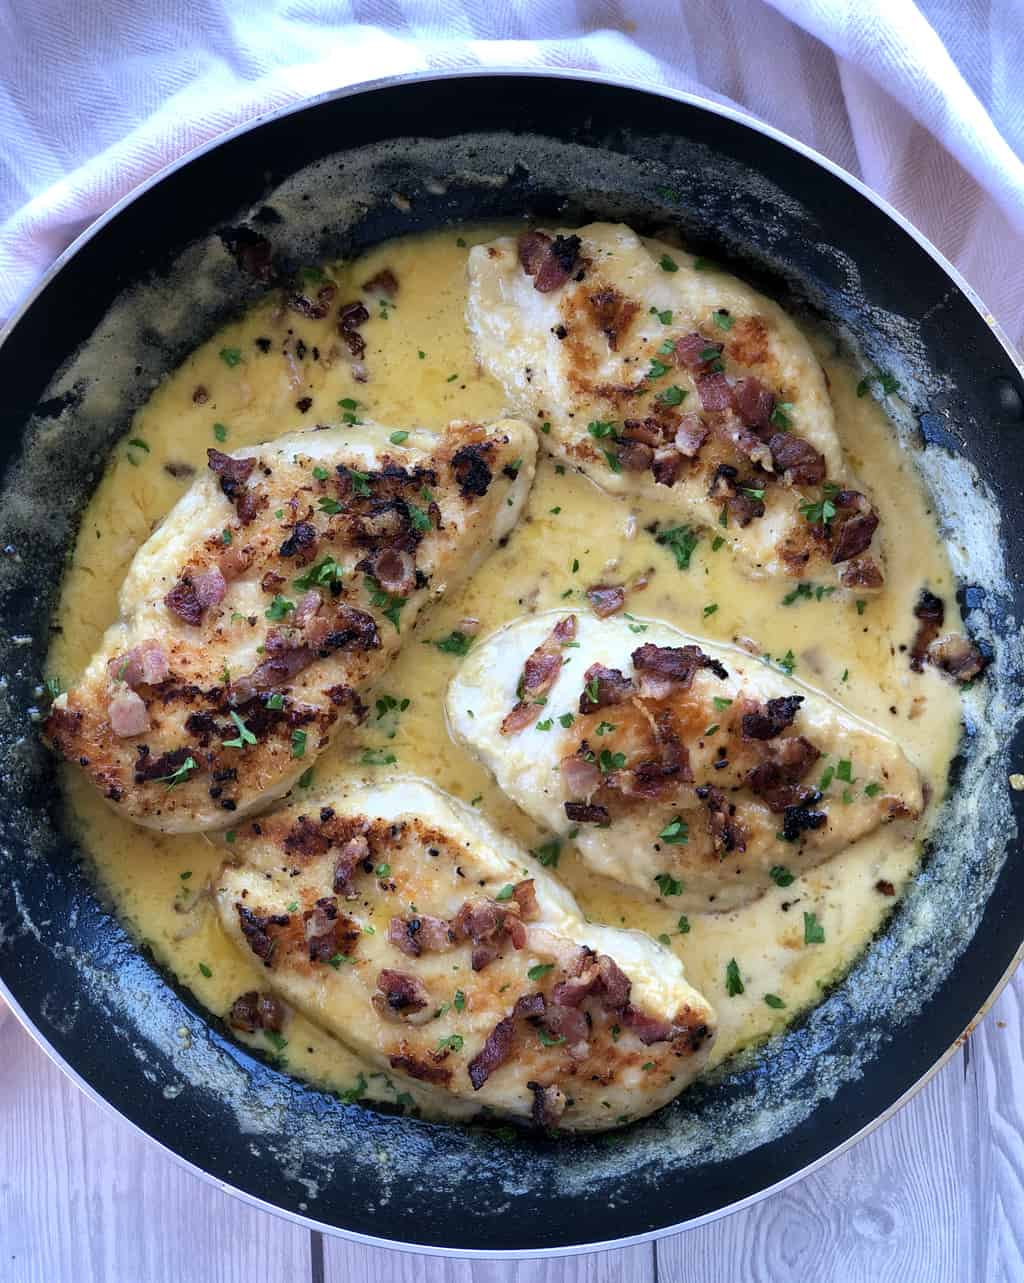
46 419 536 831
467 222 884 591
448 612 924 913
214 777 716 1131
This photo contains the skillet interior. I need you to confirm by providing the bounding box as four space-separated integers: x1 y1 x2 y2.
0 73 1022 1254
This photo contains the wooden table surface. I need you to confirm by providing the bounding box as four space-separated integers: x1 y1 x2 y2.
2 969 1021 1283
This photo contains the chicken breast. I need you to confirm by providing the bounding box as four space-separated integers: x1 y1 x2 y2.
467 222 884 591
213 776 716 1131
46 419 536 832
447 611 924 913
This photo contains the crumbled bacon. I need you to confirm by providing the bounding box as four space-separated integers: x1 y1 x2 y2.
578 663 634 713
338 300 370 332
528 1081 567 1129
560 753 602 798
696 784 747 854
236 903 290 966
511 879 540 920
108 689 150 737
107 639 168 688
708 463 738 499
228 990 285 1033
207 448 256 499
586 584 625 618
652 449 683 487
361 268 398 296
218 544 251 580
727 490 766 527
927 634 988 683
451 442 493 498
502 615 576 734
620 1005 673 1045
910 589 945 672
374 969 429 1019
332 835 369 893
541 1002 589 1058
279 520 317 561
769 432 826 486
741 695 803 740
387 914 454 958
564 801 609 824
390 1048 452 1085
517 231 581 293
734 377 775 431
468 1016 515 1089
674 414 709 457
294 589 322 627
632 643 728 697
697 371 736 412
617 439 654 472
830 491 879 564
747 735 821 812
841 558 884 589
876 879 896 897
304 896 358 963
164 576 205 627
674 333 716 371
288 283 336 319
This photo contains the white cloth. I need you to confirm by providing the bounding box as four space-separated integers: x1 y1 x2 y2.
1 0 1022 346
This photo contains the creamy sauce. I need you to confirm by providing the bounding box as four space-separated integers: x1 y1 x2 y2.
48 225 965 1108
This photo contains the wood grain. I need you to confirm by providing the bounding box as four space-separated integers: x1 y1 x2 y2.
0 1012 311 1283
3 972 1022 1281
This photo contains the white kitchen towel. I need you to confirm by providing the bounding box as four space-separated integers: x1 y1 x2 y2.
1 0 1022 347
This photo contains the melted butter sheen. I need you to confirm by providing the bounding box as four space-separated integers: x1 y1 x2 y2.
49 226 964 1107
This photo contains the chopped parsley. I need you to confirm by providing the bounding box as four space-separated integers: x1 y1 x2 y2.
344 467 372 497
770 865 794 887
453 989 466 1011
654 872 684 897
799 484 840 527
361 748 397 766
265 594 295 621
712 309 734 331
298 767 314 788
338 1073 368 1104
646 358 670 380
677 915 691 934
740 486 765 500
598 749 626 773
538 1029 565 1047
804 912 826 945
158 756 197 789
293 556 342 591
495 885 515 901
375 862 391 877
692 257 714 271
318 496 343 515
128 437 150 452
857 370 900 397
819 765 835 791
223 711 256 749
713 696 733 711
432 631 473 656
291 729 307 759
771 401 794 429
836 758 853 783
776 650 797 676
365 576 406 631
658 817 689 846
532 840 561 868
198 962 213 979
221 528 233 545
407 502 431 533
558 712 575 728
703 602 718 617
864 782 882 797
725 958 744 996
658 253 679 273
764 993 786 1009
602 448 621 473
656 385 686 407
390 430 409 445
536 718 553 731
782 582 836 606
655 524 699 570
650 307 673 324
436 1034 464 1053
711 535 725 551
595 720 617 736
219 347 242 367
528 963 554 981
213 422 228 442
312 465 330 481
856 599 867 616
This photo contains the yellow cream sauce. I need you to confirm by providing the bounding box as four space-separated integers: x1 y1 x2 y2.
48 225 965 1108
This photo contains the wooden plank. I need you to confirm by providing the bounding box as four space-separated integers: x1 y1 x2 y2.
656 972 1024 1281
321 1238 655 1281
0 1012 311 1283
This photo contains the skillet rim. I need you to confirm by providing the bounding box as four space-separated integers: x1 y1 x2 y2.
1 66 1021 1258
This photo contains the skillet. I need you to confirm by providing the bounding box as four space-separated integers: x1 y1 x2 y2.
0 70 1022 1257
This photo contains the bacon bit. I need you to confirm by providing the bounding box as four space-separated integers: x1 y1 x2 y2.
338 300 370 332
390 1048 452 1085
288 283 337 319
747 736 821 812
304 896 358 963
632 643 728 696
331 835 369 893
207 448 256 498
697 371 736 412
927 634 988 683
164 577 205 627
696 784 747 854
586 583 625 618
652 449 683 487
279 520 317 561
518 231 582 293
708 463 738 500
220 227 274 282
841 558 884 589
741 695 803 740
236 903 290 966
361 268 398 296
192 386 209 406
727 490 766 527
564 801 609 824
294 589 323 627
674 333 715 370
511 879 540 921
134 746 193 785
468 1016 515 1089
731 424 775 472
734 377 775 431
620 418 666 448
218 545 252 580
364 547 416 597
831 491 879 564
373 969 429 1019
387 914 454 958
578 662 634 713
229 991 286 1033
769 432 826 486
675 414 709 457
514 992 547 1020
108 689 150 737
910 589 945 672
876 879 896 897
342 330 366 359
502 616 576 735
451 443 493 498
621 1004 673 1045
561 754 602 798
107 639 169 688
528 1081 567 1129
617 440 654 472
541 1002 589 1059
586 286 639 351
